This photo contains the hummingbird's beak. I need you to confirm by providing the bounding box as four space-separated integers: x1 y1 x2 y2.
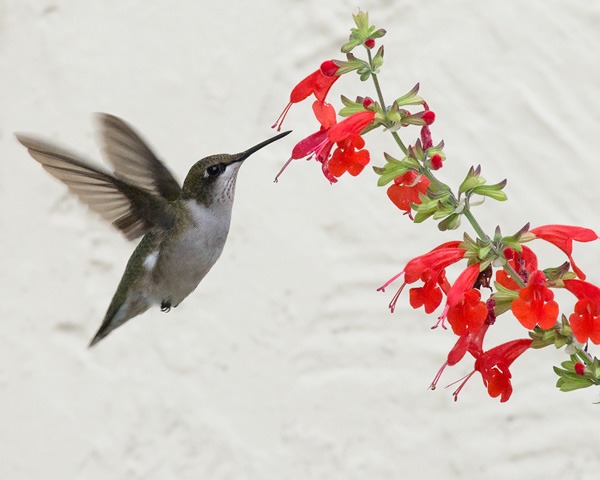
232 130 292 163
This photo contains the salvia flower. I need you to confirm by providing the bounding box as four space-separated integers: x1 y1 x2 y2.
529 225 598 280
386 171 430 217
272 64 340 131
275 104 375 182
511 269 559 330
563 279 600 344
450 337 532 402
378 241 465 313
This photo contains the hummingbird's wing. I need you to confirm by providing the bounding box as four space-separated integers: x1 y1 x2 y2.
16 134 176 241
96 113 182 201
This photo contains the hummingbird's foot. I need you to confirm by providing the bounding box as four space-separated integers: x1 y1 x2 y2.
161 300 172 313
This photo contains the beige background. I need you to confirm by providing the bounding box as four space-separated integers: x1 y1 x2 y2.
1 0 600 478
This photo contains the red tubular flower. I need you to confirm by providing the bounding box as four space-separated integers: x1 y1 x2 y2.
447 288 488 336
272 65 340 131
529 225 598 280
473 339 532 402
409 270 446 314
378 241 466 313
563 279 600 344
496 245 538 290
386 171 430 217
275 106 375 183
436 263 482 330
511 270 559 330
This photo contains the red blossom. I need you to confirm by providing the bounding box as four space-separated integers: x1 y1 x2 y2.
364 38 376 49
436 263 481 329
530 225 598 280
563 279 600 344
473 338 532 402
447 288 488 336
496 246 538 290
386 171 430 216
511 270 559 330
272 66 340 131
409 270 446 314
378 241 465 313
275 105 374 183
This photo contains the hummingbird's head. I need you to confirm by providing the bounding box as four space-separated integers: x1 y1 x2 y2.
181 130 291 206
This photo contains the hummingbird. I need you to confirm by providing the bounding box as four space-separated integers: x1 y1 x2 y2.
16 113 290 347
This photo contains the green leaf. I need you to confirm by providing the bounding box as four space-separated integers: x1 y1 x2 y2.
438 213 461 231
459 175 486 194
473 180 508 202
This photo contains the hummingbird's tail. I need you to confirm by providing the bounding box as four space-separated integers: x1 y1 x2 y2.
88 294 151 347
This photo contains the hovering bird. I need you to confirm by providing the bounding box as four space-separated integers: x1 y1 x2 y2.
16 114 290 346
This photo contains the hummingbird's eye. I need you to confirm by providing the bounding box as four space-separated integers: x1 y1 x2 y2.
205 163 226 177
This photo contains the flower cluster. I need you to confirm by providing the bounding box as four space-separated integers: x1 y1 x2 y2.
274 11 600 401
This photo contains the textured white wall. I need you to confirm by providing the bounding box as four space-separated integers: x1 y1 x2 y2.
1 0 600 478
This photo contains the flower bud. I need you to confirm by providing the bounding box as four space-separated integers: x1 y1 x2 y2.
364 38 375 49
422 110 436 125
362 96 374 108
431 154 443 170
320 60 340 77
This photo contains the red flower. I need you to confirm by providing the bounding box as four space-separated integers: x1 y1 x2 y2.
447 288 488 336
511 270 559 330
529 225 598 280
436 263 482 330
563 279 600 344
473 339 532 402
272 64 340 131
275 104 375 183
378 241 465 314
496 246 538 290
409 270 446 314
445 334 532 402
386 171 430 217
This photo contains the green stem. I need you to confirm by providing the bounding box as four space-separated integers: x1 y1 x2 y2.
366 49 408 155
463 208 526 288
365 46 525 289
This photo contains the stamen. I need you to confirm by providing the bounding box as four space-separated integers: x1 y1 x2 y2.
271 102 293 132
450 371 476 401
429 361 449 390
274 157 294 183
432 304 449 329
377 271 405 292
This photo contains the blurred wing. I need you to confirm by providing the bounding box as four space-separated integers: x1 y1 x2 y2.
96 113 182 201
15 133 176 241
